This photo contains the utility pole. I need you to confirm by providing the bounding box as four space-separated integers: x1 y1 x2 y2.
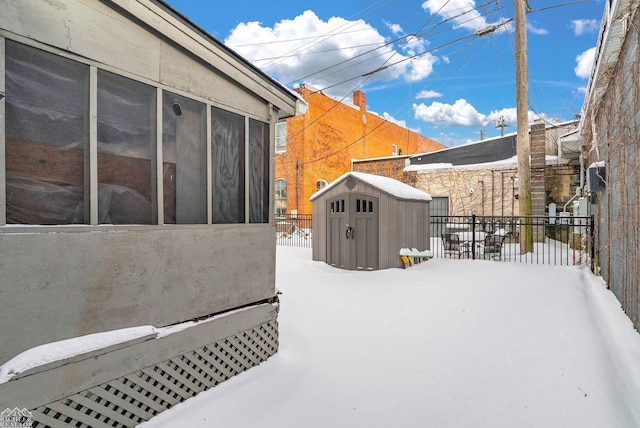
515 0 533 253
494 116 509 136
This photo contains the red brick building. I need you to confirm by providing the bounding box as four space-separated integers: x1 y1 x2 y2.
275 84 445 214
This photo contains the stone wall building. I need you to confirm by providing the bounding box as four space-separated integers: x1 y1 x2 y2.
354 121 580 218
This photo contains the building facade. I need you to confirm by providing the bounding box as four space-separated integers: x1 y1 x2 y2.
0 0 304 425
581 0 639 328
274 84 445 215
354 121 581 218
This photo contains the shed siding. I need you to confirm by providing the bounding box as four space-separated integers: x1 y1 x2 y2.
312 173 430 270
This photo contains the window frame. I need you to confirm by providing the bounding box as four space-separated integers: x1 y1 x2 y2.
275 121 287 153
316 179 328 192
274 178 287 216
0 38 275 228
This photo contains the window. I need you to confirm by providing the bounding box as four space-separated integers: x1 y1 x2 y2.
275 179 287 215
275 121 287 153
5 41 89 224
316 179 328 191
211 106 245 223
3 40 275 227
249 119 270 223
162 92 207 224
98 70 156 224
356 198 374 214
330 199 345 213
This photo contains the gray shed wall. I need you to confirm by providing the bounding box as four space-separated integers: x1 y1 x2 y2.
312 176 430 270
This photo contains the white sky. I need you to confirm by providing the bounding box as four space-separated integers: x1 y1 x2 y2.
141 246 640 428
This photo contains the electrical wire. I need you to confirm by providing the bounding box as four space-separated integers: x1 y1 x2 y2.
278 0 586 166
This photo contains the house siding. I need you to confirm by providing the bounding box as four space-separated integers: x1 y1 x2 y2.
583 5 640 328
0 0 300 424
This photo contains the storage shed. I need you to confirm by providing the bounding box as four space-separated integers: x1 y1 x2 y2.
311 171 432 270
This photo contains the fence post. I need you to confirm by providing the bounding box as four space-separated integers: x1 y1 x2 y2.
471 214 477 259
589 215 595 272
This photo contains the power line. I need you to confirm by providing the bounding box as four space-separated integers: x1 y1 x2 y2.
284 5 513 166
272 0 504 90
279 0 581 166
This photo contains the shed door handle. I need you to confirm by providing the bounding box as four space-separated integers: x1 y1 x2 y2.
345 226 355 239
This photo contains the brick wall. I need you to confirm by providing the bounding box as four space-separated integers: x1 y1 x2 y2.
352 157 410 181
275 85 446 214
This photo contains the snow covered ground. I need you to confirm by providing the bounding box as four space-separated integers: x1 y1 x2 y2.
141 246 640 428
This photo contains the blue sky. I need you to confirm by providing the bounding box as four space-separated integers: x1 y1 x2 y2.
164 0 603 147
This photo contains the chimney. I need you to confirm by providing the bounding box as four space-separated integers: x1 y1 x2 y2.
530 120 546 242
353 90 366 112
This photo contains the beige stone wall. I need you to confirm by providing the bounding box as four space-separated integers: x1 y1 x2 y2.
406 165 520 216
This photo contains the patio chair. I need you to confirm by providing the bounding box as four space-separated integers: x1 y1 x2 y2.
482 233 505 260
441 233 463 258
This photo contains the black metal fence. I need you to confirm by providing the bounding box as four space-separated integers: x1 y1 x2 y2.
431 215 593 267
275 213 312 248
275 213 594 267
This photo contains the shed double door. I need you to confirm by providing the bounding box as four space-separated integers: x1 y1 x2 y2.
327 194 379 270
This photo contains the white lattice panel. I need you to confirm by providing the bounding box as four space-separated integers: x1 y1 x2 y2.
30 320 278 427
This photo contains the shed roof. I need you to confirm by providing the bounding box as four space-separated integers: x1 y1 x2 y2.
310 171 432 202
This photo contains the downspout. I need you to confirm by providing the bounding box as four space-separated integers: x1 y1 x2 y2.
579 152 585 195
491 170 495 216
563 188 581 213
479 180 485 216
295 159 300 213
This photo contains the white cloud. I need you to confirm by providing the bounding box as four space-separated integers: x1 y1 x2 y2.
381 112 422 133
421 0 505 32
224 10 438 97
407 55 439 81
416 90 443 99
487 108 515 129
402 34 429 56
385 21 404 35
487 107 557 126
413 99 487 127
575 47 596 79
571 19 600 36
527 22 549 35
